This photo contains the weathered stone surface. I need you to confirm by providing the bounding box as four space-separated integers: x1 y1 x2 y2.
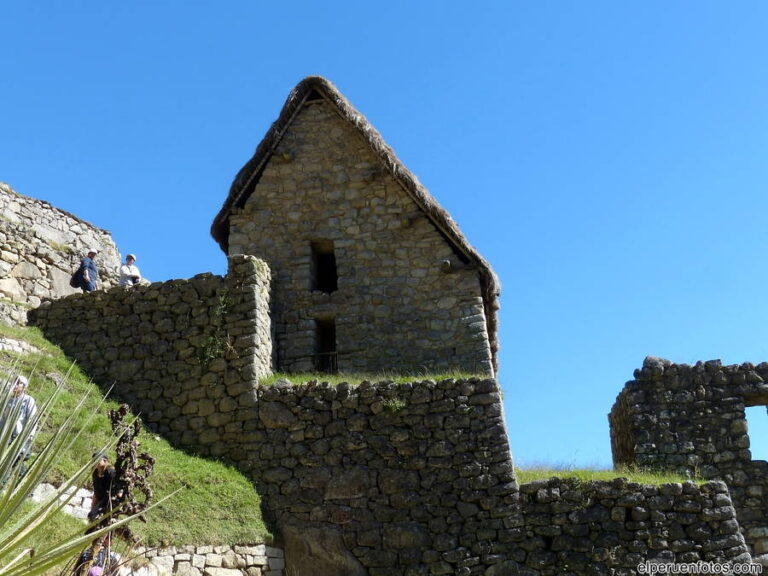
11 177 757 573
225 97 495 377
281 519 366 576
204 568 247 576
30 255 272 449
0 182 121 325
611 357 768 556
259 402 297 429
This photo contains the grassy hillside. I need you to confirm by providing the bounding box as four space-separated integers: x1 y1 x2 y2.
0 323 269 547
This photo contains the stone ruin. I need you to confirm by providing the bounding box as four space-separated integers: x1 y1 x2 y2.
3 76 767 573
611 356 768 563
211 76 499 378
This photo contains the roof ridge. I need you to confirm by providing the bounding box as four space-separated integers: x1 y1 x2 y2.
210 76 501 372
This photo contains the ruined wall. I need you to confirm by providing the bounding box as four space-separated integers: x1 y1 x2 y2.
0 182 121 324
610 357 768 561
513 477 752 573
237 382 755 575
25 283 762 573
29 255 272 454
248 378 515 576
227 99 493 376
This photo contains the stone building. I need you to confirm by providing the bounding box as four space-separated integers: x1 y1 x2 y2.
610 356 768 561
211 76 499 377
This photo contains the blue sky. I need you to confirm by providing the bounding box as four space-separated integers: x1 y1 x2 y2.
3 2 768 468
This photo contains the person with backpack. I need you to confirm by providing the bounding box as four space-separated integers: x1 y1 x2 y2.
80 248 100 292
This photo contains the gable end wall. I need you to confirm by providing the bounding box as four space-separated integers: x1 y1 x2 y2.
227 100 493 376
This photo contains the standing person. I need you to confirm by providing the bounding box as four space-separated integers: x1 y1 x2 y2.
1 375 38 479
118 254 141 287
80 248 100 292
88 452 119 522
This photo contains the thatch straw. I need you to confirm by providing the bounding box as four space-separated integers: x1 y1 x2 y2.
211 76 500 373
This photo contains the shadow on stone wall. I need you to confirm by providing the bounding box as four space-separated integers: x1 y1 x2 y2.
28 281 760 573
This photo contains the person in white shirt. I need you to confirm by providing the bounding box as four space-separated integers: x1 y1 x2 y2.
118 254 142 287
1 375 38 480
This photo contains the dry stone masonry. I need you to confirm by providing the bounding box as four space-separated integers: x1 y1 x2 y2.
248 377 515 576
212 76 499 377
21 280 766 573
30 255 272 454
137 544 284 576
9 76 768 573
0 182 120 324
514 477 751 573
610 357 768 563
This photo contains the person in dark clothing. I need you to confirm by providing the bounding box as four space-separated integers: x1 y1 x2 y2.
80 249 100 292
88 452 119 522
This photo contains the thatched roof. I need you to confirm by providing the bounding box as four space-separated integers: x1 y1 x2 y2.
211 76 501 373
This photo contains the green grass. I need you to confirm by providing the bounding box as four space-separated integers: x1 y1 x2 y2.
0 324 269 547
515 464 698 485
0 298 32 309
259 369 484 386
46 240 74 255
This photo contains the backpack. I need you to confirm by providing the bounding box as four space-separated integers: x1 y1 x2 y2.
69 267 83 288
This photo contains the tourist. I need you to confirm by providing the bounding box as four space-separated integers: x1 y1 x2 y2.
0 374 38 479
118 254 142 287
80 248 100 292
88 452 119 522
73 534 121 576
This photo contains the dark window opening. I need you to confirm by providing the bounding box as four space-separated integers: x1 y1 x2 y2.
314 318 337 373
311 240 338 293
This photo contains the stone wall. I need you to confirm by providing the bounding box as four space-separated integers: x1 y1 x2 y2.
0 182 121 324
514 477 752 573
246 378 515 576
29 255 273 454
227 99 494 376
23 297 760 575
27 249 764 573
138 544 284 576
29 272 518 573
610 357 768 561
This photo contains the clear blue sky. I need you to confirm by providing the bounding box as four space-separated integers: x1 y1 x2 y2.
3 2 768 469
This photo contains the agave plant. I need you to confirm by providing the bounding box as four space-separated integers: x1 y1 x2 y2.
0 367 143 576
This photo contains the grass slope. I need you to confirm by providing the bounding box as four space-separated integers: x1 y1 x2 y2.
0 324 269 547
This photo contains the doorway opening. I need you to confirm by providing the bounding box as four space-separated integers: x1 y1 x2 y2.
314 317 337 373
